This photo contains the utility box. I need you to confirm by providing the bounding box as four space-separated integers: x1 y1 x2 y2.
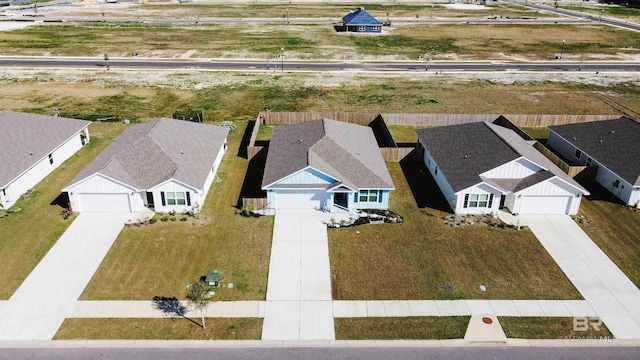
205 269 220 287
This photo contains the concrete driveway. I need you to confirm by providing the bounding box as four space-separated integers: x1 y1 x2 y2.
523 215 640 339
262 209 340 340
0 212 134 340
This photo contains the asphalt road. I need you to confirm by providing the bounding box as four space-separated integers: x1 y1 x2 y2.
1 346 640 360
1 57 639 72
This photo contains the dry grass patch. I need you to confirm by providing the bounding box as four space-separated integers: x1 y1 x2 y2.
335 317 470 340
329 162 580 300
573 184 640 288
80 122 273 301
54 317 261 340
0 122 125 299
500 317 613 339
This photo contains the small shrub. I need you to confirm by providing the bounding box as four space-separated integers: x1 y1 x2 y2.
149 215 159 224
239 205 254 217
180 216 188 221
161 214 170 222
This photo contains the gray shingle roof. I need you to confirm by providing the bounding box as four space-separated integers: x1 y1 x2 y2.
262 119 394 190
65 118 229 190
548 117 640 186
0 111 90 188
416 121 587 194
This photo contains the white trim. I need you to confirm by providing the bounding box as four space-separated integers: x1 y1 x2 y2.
262 165 339 189
148 178 199 192
63 172 139 193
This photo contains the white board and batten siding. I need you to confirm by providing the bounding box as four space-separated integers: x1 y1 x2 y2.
454 183 502 215
1 132 87 209
197 142 227 209
512 178 582 215
481 158 542 179
67 174 141 213
150 180 199 214
421 144 455 207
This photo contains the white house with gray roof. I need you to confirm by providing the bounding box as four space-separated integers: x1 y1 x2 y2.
547 117 640 207
416 121 589 216
261 119 394 212
0 111 90 209
63 118 228 213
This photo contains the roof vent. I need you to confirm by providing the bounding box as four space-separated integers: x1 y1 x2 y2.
298 139 303 143
180 150 184 154
572 137 576 141
463 154 468 159
609 130 615 134
599 139 603 143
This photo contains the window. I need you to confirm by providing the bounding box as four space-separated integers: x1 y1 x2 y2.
465 194 493 208
373 26 381 31
435 166 438 175
574 149 582 159
613 180 620 188
358 26 366 31
359 190 380 202
164 192 187 206
586 157 592 166
48 153 53 165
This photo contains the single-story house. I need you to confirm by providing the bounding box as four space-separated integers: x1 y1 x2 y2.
416 121 589 215
261 118 394 212
63 118 228 213
547 117 640 207
342 7 383 33
0 111 90 209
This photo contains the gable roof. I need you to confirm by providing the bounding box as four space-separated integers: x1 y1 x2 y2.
65 118 228 190
548 117 640 186
262 119 394 190
342 8 382 26
0 111 90 188
416 121 587 194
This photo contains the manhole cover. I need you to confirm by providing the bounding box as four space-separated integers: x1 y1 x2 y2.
482 317 493 324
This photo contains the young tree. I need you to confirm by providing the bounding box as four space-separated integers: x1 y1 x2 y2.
185 280 215 329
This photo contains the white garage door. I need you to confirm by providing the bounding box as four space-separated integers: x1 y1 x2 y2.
520 196 572 214
78 193 132 212
275 190 324 209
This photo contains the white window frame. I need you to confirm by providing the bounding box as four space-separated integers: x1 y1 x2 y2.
358 25 366 31
166 192 186 206
359 189 380 202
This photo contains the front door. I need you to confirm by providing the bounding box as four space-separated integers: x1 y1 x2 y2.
334 193 348 208
146 192 155 208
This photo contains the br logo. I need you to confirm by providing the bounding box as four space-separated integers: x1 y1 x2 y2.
573 317 603 331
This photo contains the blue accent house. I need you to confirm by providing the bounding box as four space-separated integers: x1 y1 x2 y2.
342 7 383 33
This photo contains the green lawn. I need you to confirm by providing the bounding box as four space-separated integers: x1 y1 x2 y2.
573 183 640 288
0 22 637 60
54 318 262 340
0 122 125 299
329 162 581 301
500 317 613 339
80 121 274 301
334 317 469 340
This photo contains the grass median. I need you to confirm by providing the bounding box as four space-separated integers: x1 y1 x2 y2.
334 316 470 340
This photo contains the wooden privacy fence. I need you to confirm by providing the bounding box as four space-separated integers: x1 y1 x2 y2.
258 112 621 127
247 116 264 160
380 146 416 162
534 142 587 178
242 197 268 209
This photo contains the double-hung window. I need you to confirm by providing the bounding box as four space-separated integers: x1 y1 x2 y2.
165 192 187 206
359 190 380 202
463 194 494 208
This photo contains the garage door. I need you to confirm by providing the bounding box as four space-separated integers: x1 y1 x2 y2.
520 196 571 214
275 190 324 209
77 193 132 212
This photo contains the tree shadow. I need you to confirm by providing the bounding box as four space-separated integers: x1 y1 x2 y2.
399 157 453 213
236 145 268 208
151 296 203 328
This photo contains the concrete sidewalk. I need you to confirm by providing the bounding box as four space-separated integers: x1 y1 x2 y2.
262 209 344 340
0 212 133 340
523 215 640 339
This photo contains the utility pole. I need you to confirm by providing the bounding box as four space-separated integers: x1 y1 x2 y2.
559 39 565 60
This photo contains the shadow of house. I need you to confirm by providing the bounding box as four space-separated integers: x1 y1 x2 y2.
238 120 256 159
369 115 396 148
400 156 452 213
50 191 70 209
236 144 268 208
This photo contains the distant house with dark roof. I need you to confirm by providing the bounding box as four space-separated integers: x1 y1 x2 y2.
416 120 589 215
547 117 640 207
0 111 90 209
63 118 228 213
342 7 382 33
261 119 394 212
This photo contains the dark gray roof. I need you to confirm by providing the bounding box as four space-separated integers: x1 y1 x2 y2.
415 122 520 191
416 121 587 194
548 118 640 186
0 111 90 188
65 118 228 190
262 119 394 190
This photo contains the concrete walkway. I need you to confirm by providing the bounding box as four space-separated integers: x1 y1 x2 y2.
0 212 134 340
61 299 595 319
262 209 344 340
523 215 640 339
